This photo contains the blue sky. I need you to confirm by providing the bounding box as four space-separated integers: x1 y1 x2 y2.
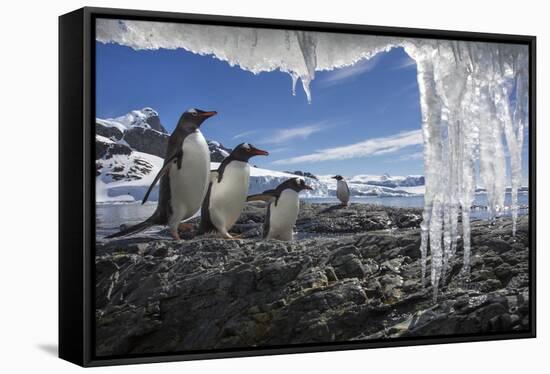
96 41 529 181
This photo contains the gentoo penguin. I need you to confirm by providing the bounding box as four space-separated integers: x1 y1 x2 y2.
199 143 269 239
247 178 313 241
332 175 350 206
106 108 217 240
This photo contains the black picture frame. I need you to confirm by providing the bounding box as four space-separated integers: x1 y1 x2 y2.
59 6 537 367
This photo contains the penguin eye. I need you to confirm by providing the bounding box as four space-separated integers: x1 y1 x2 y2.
188 108 198 116
191 111 198 117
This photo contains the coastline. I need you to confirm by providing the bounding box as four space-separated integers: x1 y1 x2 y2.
95 202 530 356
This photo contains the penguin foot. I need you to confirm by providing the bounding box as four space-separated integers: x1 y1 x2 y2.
170 228 181 240
178 222 194 232
221 232 239 240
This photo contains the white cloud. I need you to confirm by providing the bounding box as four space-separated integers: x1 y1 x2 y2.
390 56 417 70
272 129 423 165
395 151 424 161
320 55 381 87
263 122 328 144
398 151 424 161
232 130 259 140
268 147 290 154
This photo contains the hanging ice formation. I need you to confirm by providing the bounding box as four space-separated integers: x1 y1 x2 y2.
97 20 529 299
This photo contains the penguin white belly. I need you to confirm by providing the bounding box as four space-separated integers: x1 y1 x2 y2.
336 180 350 204
209 161 250 234
266 189 299 241
168 131 210 228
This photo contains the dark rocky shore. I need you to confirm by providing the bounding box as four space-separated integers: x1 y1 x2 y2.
95 203 530 356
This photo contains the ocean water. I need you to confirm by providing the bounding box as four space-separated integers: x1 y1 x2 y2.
304 192 529 210
96 192 529 239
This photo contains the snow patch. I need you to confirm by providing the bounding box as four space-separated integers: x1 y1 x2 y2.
96 150 164 202
98 107 161 132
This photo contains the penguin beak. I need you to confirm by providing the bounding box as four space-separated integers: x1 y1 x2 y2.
331 176 337 179
199 111 217 118
303 185 313 190
251 147 269 156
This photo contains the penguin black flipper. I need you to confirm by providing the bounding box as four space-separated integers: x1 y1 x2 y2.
198 181 216 234
262 203 272 239
246 190 277 202
216 157 230 183
141 150 183 205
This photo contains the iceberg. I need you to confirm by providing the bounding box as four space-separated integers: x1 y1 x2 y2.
97 20 529 299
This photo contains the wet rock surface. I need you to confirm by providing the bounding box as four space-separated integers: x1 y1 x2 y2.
95 203 530 356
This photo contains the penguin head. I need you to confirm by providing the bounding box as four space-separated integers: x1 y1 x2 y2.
230 143 269 162
285 178 313 192
177 108 217 130
331 175 344 181
295 178 313 192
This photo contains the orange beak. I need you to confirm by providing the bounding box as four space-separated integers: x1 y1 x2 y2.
251 148 269 156
200 111 217 118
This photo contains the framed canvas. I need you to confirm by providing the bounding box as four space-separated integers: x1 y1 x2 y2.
59 7 536 367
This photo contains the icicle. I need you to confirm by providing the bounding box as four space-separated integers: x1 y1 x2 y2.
430 201 443 302
300 76 312 104
450 203 459 258
458 77 478 279
290 72 299 96
461 208 472 277
442 204 452 283
441 111 453 284
420 209 431 288
295 31 317 104
478 85 506 222
501 57 528 236
412 54 443 291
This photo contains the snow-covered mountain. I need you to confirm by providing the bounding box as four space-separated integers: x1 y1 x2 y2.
97 107 167 133
207 140 231 162
282 170 319 180
96 108 325 203
212 163 326 197
96 152 326 203
96 107 169 158
96 145 164 203
349 173 425 188
317 174 425 197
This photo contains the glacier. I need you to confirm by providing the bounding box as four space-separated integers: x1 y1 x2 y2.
96 152 327 203
97 20 529 299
